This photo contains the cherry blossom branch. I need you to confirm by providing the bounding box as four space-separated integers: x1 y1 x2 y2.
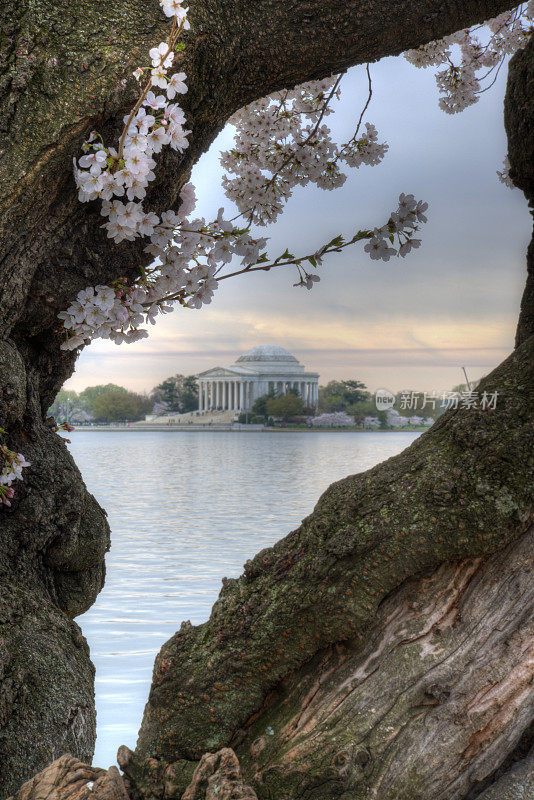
243 73 344 225
60 0 530 352
118 17 183 159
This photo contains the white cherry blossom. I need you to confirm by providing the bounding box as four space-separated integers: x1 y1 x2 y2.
166 72 188 98
150 42 174 68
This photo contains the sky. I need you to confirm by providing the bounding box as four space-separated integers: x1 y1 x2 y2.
65 51 531 396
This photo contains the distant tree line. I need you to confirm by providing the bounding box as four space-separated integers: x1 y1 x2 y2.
48 384 153 423
49 374 448 425
49 374 199 424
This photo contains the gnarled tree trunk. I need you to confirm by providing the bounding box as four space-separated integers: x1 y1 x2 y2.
0 0 532 796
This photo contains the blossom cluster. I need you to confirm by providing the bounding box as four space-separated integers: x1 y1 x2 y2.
221 80 388 225
310 412 355 427
363 193 428 261
59 200 271 347
0 442 30 507
61 0 427 350
405 4 534 114
497 157 515 188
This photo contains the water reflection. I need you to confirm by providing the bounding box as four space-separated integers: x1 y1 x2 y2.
72 430 418 766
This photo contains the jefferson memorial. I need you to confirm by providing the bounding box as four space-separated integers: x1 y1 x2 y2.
197 345 319 412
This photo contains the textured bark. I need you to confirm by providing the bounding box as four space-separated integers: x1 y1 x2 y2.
232 530 534 800
475 749 534 800
507 41 534 346
6 755 129 800
7 750 257 800
124 529 534 800
117 747 257 800
0 0 530 794
0 585 98 794
0 338 109 796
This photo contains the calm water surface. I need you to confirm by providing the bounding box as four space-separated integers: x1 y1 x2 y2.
71 430 419 766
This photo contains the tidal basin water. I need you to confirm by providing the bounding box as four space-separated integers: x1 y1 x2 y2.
71 430 419 767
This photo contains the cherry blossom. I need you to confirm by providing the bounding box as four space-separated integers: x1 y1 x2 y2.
220 77 389 226
0 440 30 507
63 0 431 351
405 4 533 114
497 157 515 188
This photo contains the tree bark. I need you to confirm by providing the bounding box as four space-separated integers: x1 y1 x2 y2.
109 524 534 800
0 0 530 795
507 39 534 346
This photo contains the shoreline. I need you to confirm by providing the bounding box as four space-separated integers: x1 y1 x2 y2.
71 425 429 433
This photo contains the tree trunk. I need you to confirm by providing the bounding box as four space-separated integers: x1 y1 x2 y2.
0 0 530 795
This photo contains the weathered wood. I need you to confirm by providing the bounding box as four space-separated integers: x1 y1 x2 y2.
232 530 534 799
6 755 125 800
118 529 534 800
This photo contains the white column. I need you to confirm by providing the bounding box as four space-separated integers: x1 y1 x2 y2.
234 381 239 410
203 382 209 411
216 381 221 408
239 382 244 410
199 381 203 411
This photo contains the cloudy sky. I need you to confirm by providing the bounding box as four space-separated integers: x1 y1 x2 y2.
65 50 531 395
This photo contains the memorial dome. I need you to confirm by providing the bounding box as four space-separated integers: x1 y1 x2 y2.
236 344 299 364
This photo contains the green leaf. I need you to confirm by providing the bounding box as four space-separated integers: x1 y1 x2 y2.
276 248 295 262
326 234 344 248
